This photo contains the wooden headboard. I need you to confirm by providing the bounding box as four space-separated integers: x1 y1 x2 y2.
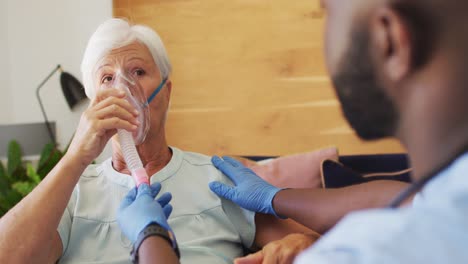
113 0 403 156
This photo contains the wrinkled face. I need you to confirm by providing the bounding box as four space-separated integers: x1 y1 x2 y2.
94 41 170 143
322 0 399 140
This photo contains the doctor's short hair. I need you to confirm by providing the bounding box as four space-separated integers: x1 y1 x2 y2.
80 18 172 99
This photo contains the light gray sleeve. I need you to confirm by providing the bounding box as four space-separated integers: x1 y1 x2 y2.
221 197 256 248
216 168 256 248
57 187 77 255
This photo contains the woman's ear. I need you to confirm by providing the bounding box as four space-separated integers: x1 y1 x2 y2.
165 79 172 101
370 7 412 82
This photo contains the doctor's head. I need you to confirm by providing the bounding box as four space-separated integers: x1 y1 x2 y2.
321 0 468 141
81 18 173 145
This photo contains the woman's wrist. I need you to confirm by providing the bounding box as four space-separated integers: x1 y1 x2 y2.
62 151 92 171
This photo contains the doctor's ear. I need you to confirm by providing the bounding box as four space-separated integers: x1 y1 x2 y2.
370 7 412 83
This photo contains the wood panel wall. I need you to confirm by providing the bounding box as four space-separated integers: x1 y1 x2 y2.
113 0 404 156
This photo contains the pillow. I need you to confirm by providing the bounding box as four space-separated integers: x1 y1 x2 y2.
321 159 412 189
237 147 339 189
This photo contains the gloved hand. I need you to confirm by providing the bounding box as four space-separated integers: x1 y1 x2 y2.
117 182 173 243
209 156 284 218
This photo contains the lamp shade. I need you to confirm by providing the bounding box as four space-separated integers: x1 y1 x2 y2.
60 71 87 109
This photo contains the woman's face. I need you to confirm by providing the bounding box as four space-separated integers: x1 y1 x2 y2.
93 41 171 144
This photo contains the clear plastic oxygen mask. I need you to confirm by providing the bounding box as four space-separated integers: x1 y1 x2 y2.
100 70 150 186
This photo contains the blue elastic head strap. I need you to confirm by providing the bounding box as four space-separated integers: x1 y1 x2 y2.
145 77 168 107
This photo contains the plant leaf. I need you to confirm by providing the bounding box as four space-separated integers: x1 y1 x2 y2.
0 162 9 194
0 190 23 211
0 162 6 179
26 163 41 184
0 193 10 213
7 140 22 177
0 207 6 217
11 164 28 182
37 143 63 179
37 143 55 171
12 182 37 197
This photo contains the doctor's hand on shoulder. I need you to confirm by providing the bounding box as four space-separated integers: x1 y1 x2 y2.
117 182 180 264
209 156 284 218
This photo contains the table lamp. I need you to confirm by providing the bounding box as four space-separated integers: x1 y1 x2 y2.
35 64 87 145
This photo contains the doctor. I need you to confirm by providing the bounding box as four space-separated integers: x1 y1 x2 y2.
210 0 468 263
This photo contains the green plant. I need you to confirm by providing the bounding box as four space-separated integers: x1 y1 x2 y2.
0 140 64 217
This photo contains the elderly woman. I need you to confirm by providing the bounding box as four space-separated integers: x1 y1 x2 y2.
0 19 316 263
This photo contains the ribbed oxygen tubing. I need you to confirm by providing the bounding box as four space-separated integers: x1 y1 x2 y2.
118 129 144 172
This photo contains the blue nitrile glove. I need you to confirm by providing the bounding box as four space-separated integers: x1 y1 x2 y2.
117 182 173 243
209 156 284 218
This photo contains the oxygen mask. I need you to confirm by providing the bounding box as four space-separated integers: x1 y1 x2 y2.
100 70 150 145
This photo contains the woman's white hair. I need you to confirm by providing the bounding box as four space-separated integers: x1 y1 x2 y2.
81 18 172 99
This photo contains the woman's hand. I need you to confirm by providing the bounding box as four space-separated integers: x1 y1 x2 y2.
67 88 140 165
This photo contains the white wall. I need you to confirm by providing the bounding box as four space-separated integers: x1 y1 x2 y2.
0 0 12 123
2 0 112 160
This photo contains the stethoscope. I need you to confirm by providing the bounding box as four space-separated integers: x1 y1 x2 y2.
388 147 468 208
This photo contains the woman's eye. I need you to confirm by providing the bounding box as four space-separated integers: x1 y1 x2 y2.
133 69 145 76
101 75 113 83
